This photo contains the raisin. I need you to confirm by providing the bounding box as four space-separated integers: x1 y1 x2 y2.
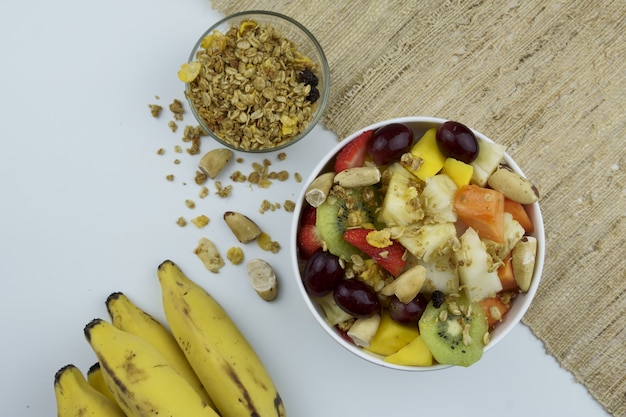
431 291 445 308
299 68 318 87
306 86 320 103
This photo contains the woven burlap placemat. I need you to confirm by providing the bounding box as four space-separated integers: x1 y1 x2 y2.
210 1 625 415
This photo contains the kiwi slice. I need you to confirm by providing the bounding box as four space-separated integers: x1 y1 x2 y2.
316 187 380 259
418 295 489 367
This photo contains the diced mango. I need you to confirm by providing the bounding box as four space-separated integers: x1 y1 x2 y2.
384 335 433 366
406 128 446 181
442 157 474 188
365 311 420 356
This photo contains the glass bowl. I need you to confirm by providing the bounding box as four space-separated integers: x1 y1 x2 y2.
290 116 545 371
183 11 330 153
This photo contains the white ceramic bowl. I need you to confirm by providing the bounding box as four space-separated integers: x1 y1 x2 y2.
184 10 330 153
290 116 545 371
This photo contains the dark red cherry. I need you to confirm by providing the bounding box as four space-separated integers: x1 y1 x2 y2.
435 121 479 163
368 123 414 165
302 249 344 297
388 294 428 325
333 279 381 318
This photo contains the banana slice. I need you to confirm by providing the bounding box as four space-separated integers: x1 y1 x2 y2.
380 265 426 303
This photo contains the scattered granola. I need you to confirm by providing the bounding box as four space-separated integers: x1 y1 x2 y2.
182 19 320 151
191 214 210 228
257 232 280 253
169 99 184 121
259 199 281 214
283 200 296 212
226 246 245 265
215 181 232 197
149 104 163 117
182 125 206 155
151 95 309 267
230 170 247 182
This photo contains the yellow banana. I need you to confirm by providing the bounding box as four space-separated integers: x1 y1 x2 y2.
84 318 220 417
54 364 126 417
105 291 216 410
157 259 286 417
86 362 117 404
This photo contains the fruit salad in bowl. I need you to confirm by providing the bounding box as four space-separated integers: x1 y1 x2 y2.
290 116 544 370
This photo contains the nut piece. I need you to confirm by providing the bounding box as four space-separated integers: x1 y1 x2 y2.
223 211 262 243
246 259 278 301
380 265 426 303
347 313 381 348
198 148 233 179
487 165 539 204
333 166 381 188
511 236 537 292
305 172 335 207
194 237 225 273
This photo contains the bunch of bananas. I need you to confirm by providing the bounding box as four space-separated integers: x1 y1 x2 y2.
54 260 286 417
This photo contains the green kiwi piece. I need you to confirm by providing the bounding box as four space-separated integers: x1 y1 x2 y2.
315 187 380 259
418 295 489 367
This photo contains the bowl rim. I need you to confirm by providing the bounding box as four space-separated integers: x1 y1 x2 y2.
290 116 545 371
184 10 331 153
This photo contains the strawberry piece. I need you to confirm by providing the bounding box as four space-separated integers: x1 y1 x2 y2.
343 228 407 276
300 205 317 226
335 325 356 345
334 130 373 173
297 224 322 259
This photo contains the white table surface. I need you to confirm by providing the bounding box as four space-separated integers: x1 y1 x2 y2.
0 1 612 416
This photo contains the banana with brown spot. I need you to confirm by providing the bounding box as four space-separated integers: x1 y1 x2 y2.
105 291 217 411
157 259 287 417
83 318 219 417
54 364 126 417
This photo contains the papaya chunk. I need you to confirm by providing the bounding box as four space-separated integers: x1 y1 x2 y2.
454 184 505 243
503 198 534 234
480 297 511 328
497 256 520 292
